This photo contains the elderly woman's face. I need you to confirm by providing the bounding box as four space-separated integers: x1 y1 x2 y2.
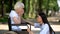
17 8 24 15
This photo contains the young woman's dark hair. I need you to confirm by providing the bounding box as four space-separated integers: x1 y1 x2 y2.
37 11 55 34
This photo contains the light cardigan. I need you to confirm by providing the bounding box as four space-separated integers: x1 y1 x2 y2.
9 10 21 31
34 23 54 34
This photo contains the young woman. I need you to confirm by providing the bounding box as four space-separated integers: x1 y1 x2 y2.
26 12 55 34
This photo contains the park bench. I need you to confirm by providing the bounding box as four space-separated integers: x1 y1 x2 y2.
8 17 31 34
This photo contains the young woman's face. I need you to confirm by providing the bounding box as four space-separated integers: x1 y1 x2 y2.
36 15 43 24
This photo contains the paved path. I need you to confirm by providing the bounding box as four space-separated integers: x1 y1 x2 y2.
0 22 60 34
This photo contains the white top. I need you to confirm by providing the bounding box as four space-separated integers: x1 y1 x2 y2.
9 10 21 31
34 23 54 34
57 0 60 7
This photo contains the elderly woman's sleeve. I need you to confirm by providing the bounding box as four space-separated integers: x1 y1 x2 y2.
9 10 17 17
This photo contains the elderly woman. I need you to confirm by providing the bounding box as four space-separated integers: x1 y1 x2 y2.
9 1 24 31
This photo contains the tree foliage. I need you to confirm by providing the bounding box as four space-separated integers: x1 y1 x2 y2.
0 0 59 18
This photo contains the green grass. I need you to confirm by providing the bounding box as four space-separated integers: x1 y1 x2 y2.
0 16 8 23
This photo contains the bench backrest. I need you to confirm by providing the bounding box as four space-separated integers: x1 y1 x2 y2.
8 17 12 31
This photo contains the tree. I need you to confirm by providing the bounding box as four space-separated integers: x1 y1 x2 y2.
1 0 4 17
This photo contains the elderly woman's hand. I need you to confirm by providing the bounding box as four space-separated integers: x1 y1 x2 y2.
13 17 21 24
22 18 34 25
22 18 30 23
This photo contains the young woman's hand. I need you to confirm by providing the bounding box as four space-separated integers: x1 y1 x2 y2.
27 28 34 34
27 28 30 32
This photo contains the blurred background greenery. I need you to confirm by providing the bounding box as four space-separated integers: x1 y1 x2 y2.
0 0 59 23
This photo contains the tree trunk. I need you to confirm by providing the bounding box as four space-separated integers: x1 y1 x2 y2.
46 0 49 16
1 0 4 17
37 0 43 13
9 0 13 12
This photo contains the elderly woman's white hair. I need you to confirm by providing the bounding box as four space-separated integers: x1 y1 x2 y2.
14 1 24 10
